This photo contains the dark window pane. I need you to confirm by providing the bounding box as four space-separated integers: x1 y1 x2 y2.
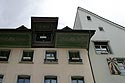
0 75 3 83
0 50 10 61
69 51 80 58
87 16 91 20
98 27 104 31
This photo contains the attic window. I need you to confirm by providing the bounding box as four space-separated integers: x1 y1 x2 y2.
40 36 47 39
87 16 91 21
99 27 104 31
36 32 52 42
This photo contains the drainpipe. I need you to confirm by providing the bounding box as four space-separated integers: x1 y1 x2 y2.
87 30 96 83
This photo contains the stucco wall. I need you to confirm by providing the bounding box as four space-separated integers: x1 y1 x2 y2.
74 8 125 83
0 48 94 83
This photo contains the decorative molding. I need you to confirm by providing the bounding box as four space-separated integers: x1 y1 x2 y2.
107 57 121 75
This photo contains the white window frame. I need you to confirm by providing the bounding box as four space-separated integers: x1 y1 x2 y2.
94 41 111 54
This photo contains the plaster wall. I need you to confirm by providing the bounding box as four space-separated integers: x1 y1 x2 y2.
0 48 94 83
74 8 125 83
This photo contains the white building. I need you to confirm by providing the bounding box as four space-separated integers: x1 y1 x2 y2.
74 7 125 83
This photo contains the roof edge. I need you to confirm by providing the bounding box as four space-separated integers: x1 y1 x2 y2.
78 7 125 31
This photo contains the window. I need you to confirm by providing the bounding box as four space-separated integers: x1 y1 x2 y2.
71 76 84 83
94 42 111 54
44 76 57 83
116 58 125 75
0 75 4 83
17 75 30 83
98 27 104 31
21 50 34 62
36 32 52 42
0 50 10 61
87 16 91 20
69 51 82 63
44 51 58 63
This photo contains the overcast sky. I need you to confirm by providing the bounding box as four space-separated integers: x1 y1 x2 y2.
0 0 125 29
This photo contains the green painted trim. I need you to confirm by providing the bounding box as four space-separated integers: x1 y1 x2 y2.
0 32 31 48
55 33 89 48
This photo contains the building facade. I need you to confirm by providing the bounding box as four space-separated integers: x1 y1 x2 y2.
0 17 95 83
74 7 125 83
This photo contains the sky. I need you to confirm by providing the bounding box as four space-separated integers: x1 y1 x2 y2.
0 0 125 29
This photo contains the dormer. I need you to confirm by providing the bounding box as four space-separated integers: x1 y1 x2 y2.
31 17 58 47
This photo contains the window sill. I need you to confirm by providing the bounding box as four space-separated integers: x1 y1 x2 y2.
69 62 83 64
68 59 82 64
0 61 8 63
44 59 58 64
44 61 58 64
96 53 112 55
19 61 34 64
120 73 125 76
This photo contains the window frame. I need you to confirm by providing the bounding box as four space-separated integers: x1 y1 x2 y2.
44 76 57 83
87 16 92 21
71 76 84 83
116 58 125 75
44 50 58 63
0 75 4 83
68 51 82 63
0 50 10 62
21 50 34 62
98 27 104 31
94 41 112 55
17 75 30 83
